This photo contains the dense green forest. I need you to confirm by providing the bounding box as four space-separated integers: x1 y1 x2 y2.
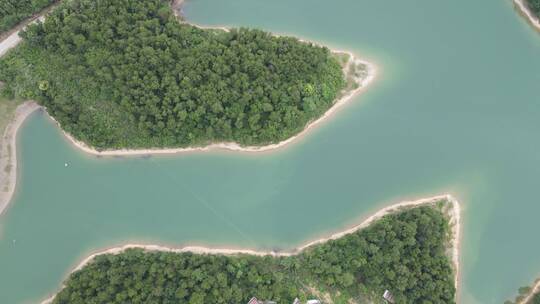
51 205 456 304
526 0 540 18
0 0 350 149
0 0 56 34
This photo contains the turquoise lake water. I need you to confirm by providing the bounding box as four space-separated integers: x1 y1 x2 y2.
1 0 540 303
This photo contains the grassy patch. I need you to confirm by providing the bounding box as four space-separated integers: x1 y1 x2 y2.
0 95 24 141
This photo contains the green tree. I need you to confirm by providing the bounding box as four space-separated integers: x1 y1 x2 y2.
0 0 348 150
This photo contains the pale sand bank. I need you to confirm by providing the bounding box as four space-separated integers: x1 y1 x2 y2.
43 0 379 156
517 278 540 304
0 102 40 216
514 0 540 31
40 194 461 304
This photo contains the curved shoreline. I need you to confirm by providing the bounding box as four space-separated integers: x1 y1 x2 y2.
0 0 377 157
0 53 374 215
53 54 376 156
0 1 376 214
514 0 540 32
517 278 540 304
0 102 40 216
40 194 461 304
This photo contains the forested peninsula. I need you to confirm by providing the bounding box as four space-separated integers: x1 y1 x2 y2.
0 0 56 35
44 199 458 304
0 0 370 151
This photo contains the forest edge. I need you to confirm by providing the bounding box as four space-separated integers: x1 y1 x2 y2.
514 0 540 32
39 194 461 304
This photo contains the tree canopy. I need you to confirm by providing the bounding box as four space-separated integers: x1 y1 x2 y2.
51 205 456 304
0 0 56 34
526 0 540 18
506 285 540 304
532 293 540 304
0 0 347 149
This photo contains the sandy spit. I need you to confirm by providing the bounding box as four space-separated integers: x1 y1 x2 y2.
0 102 40 216
514 0 540 31
40 194 461 304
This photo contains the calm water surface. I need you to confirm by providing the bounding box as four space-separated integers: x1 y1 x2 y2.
1 0 540 303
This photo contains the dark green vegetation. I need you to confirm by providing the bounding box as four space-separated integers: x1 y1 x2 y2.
0 0 349 149
52 205 456 304
0 0 56 34
526 0 540 18
506 285 540 304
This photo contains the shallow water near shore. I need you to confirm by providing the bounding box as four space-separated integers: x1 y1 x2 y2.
1 0 540 303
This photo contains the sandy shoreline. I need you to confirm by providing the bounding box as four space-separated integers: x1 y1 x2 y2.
0 102 40 216
517 278 540 304
41 0 378 156
0 0 376 213
9 34 377 157
0 2 461 304
54 55 375 156
514 0 540 32
40 194 461 304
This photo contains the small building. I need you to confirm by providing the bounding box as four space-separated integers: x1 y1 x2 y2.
250 296 321 304
383 290 395 303
247 297 276 304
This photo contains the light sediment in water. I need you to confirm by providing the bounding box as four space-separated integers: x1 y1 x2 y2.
0 51 374 215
